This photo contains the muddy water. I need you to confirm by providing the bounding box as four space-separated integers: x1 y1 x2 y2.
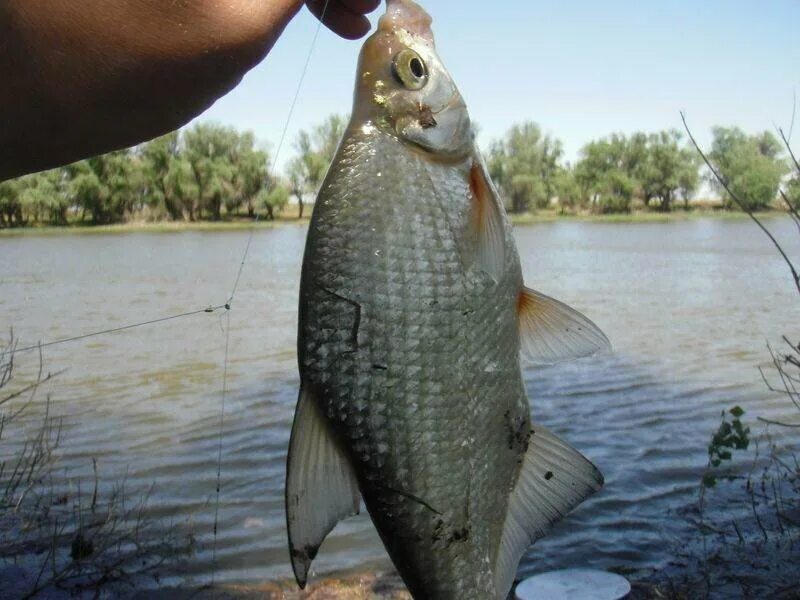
1 217 798 588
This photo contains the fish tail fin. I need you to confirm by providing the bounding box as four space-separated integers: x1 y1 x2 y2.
285 384 360 588
494 425 603 599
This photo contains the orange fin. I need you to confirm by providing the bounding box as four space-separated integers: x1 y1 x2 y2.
468 151 506 283
517 286 611 365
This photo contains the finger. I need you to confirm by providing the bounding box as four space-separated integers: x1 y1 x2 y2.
339 0 381 15
306 0 372 40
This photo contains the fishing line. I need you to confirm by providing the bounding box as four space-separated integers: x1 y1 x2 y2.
0 304 230 357
1 1 333 589
226 0 332 308
209 0 332 587
4 0 333 359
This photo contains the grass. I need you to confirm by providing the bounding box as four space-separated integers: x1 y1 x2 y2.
2 205 788 237
509 208 785 225
0 204 311 236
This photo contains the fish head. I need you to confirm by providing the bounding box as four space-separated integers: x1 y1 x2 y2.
353 0 473 160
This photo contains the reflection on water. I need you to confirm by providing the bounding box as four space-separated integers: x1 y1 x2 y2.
1 218 798 586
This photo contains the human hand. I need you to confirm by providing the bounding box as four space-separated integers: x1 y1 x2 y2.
0 0 381 180
307 0 382 39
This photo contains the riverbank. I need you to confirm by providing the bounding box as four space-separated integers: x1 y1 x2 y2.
0 208 785 236
133 570 674 600
136 570 663 600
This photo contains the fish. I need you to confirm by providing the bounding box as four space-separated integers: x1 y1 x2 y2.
285 1 610 598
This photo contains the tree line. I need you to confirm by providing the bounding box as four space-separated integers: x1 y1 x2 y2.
1 115 797 227
0 115 346 227
488 123 798 214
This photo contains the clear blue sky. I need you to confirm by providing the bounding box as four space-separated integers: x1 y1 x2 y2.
195 0 800 170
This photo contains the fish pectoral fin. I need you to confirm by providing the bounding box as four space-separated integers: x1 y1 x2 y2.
467 148 507 283
286 384 360 589
494 426 603 600
517 286 611 365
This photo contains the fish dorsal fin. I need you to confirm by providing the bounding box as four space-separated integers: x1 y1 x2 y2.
518 286 611 365
286 385 360 588
494 426 603 599
469 150 506 283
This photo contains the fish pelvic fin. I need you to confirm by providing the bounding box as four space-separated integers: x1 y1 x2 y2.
285 384 360 588
517 286 611 365
494 426 603 599
467 148 507 283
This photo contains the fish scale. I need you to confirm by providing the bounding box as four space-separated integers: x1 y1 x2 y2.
299 129 526 597
287 2 606 597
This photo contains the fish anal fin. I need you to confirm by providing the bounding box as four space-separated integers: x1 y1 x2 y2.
286 385 360 588
494 426 603 599
467 150 506 282
518 286 611 365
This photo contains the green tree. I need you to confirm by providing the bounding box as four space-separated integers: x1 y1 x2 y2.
164 157 200 220
708 127 786 211
229 132 269 218
785 175 800 209
288 114 347 218
625 132 650 203
553 166 581 213
18 170 69 225
314 114 347 163
183 123 239 220
0 179 23 227
678 150 701 210
65 150 138 224
139 132 185 220
574 136 635 213
488 122 564 213
634 130 700 212
259 180 290 220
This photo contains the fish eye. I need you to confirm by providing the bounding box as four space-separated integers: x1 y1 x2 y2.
391 49 429 91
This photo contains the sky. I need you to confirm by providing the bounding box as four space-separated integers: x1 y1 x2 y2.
194 0 800 171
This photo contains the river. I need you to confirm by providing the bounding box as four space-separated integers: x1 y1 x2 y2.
1 217 798 589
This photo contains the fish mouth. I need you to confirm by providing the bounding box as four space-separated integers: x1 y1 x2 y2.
379 0 434 44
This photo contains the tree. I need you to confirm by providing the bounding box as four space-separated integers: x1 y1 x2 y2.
553 166 581 213
634 130 700 212
625 132 650 204
488 122 564 213
139 132 184 220
677 150 701 210
229 133 269 218
163 157 200 220
785 175 800 209
259 181 290 220
18 170 69 225
65 150 139 224
0 179 23 227
183 123 241 221
313 114 347 164
287 156 309 219
288 115 347 219
708 127 786 211
574 136 634 213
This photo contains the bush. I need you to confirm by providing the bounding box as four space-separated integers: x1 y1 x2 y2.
0 335 193 597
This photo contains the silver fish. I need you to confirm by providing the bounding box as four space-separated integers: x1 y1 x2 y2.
286 1 610 598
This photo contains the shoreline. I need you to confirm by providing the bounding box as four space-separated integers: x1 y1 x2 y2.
0 209 786 237
133 569 661 600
